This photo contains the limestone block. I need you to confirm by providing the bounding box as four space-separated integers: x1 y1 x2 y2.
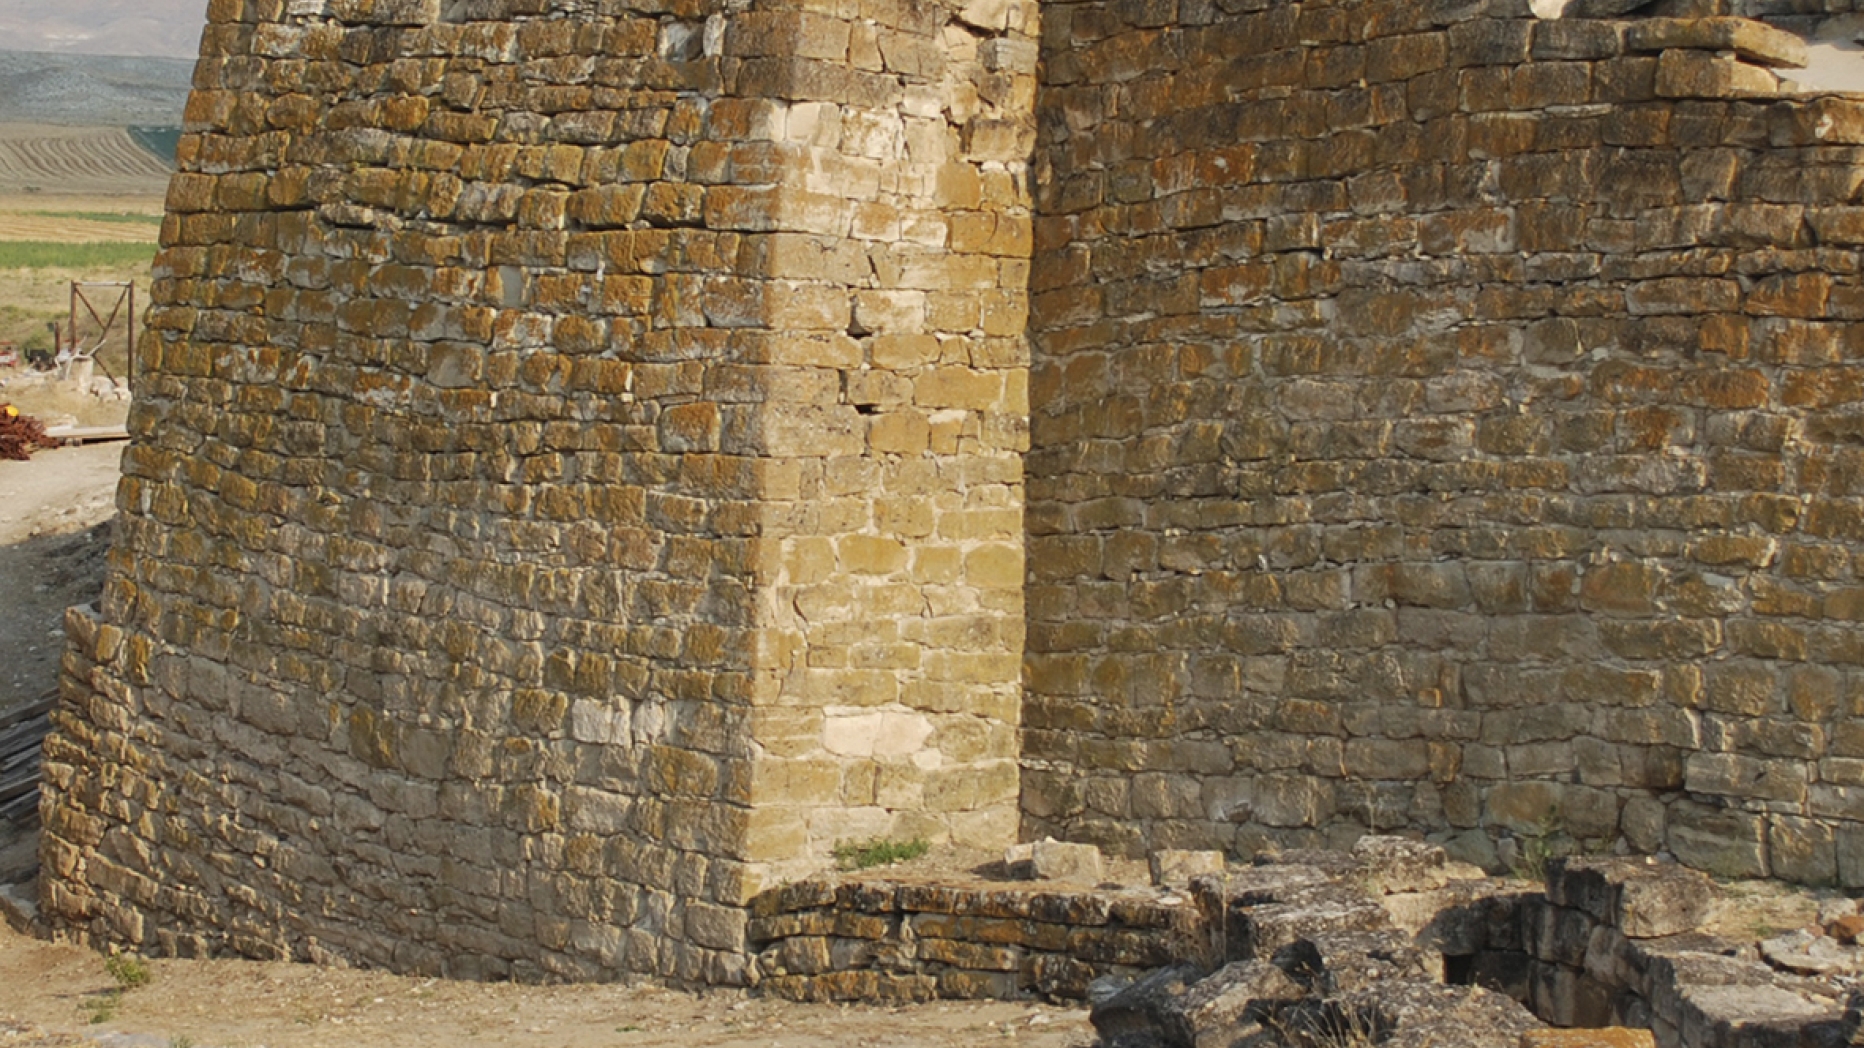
1007 838 1103 882
1088 963 1205 1048
820 707 934 759
1272 928 1442 994
1229 885 1392 963
1160 961 1302 1048
1546 857 1714 939
1667 804 1768 880
1758 930 1864 976
1278 981 1545 1048
1150 849 1225 889
1531 0 1649 17
1654 49 1781 99
1625 18 1809 69
1352 835 1454 895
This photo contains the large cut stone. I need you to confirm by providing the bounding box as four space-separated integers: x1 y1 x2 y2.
1276 982 1545 1048
1089 963 1206 1048
1546 857 1715 939
1352 836 1455 895
1160 961 1304 1048
1272 929 1442 993
1227 884 1392 962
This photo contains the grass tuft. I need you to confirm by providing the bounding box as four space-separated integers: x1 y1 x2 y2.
833 837 931 871
105 953 151 990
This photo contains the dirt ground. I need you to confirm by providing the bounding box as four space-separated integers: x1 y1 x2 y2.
0 922 1093 1048
0 441 121 713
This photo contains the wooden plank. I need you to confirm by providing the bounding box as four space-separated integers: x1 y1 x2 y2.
0 698 53 731
0 752 44 776
0 774 35 804
0 791 38 824
41 424 128 445
0 719 48 750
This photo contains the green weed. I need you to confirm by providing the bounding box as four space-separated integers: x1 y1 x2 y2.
79 992 118 1024
1510 812 1566 884
833 837 931 871
105 953 151 990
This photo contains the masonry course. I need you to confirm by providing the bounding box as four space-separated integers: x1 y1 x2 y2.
34 0 1864 990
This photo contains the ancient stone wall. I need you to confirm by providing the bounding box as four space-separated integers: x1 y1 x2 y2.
43 0 1034 983
1023 0 1864 886
42 0 1864 990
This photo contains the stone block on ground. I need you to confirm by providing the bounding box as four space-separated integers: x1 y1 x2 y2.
1673 981 1840 1045
1159 960 1303 1048
1007 838 1104 882
1352 835 1454 895
1272 929 1442 993
0 878 39 936
1758 929 1864 976
1386 880 1535 956
1088 962 1205 1048
1276 982 1544 1048
1828 913 1864 945
1152 849 1226 889
1227 884 1392 963
1546 857 1715 939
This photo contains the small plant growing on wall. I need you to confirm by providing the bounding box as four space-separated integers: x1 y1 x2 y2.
833 838 931 871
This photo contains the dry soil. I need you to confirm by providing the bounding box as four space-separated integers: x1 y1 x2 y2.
0 921 1093 1048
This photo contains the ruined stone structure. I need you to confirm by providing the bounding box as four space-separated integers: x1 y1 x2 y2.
37 0 1864 987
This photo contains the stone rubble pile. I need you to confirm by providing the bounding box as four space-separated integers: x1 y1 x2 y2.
1084 838 1863 1048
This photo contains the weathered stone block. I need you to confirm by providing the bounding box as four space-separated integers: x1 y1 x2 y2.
1150 849 1225 889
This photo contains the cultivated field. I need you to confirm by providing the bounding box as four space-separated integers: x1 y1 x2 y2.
0 183 163 398
0 124 170 197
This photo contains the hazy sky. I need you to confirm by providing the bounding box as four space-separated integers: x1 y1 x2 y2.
0 0 204 59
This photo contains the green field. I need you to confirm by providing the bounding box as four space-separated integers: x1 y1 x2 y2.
0 242 158 269
22 211 163 226
127 126 184 165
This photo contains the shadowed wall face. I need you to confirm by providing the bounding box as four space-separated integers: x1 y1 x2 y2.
44 0 1034 983
1024 0 1864 886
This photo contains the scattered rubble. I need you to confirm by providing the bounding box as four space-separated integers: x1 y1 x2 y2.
752 836 1863 1048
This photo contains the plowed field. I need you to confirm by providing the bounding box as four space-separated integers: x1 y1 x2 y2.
0 124 169 195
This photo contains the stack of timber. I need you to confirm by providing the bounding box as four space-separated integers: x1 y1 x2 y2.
0 694 51 825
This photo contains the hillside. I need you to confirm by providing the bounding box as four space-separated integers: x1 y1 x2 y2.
0 0 204 60
0 51 192 128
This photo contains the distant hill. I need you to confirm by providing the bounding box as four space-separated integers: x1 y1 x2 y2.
0 51 192 127
0 0 204 60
